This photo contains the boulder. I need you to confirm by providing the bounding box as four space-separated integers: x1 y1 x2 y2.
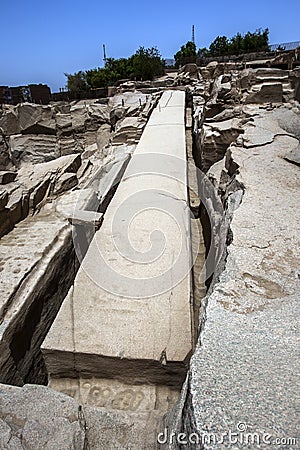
0 382 162 450
178 63 199 79
22 118 56 135
112 116 145 144
206 60 220 77
239 69 255 90
9 134 59 165
62 153 81 173
87 104 110 124
110 107 127 127
17 153 82 181
55 103 110 156
214 62 226 78
0 109 19 135
7 187 25 220
0 154 82 234
82 143 98 159
78 130 98 148
206 61 218 70
199 119 244 171
199 67 211 80
70 104 88 132
271 106 300 139
221 74 231 84
0 384 85 450
17 153 82 196
17 103 55 134
218 81 232 99
68 103 110 136
290 68 300 102
29 178 51 209
207 106 244 122
245 83 283 103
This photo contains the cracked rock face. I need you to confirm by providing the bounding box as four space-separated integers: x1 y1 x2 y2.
0 100 111 169
165 105 300 449
0 92 157 241
0 383 85 449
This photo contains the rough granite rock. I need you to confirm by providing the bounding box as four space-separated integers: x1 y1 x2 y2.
112 116 146 144
0 109 19 136
178 64 199 79
17 103 55 135
53 172 78 195
9 134 59 165
196 118 244 172
0 104 56 137
245 83 283 104
0 383 85 450
0 100 113 168
110 106 127 127
0 153 81 238
167 107 300 449
0 383 163 450
284 145 300 166
96 123 111 152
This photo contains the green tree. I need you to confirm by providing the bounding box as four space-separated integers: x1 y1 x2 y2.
105 57 133 81
197 47 210 65
66 46 165 91
239 28 269 53
85 59 132 89
85 68 111 88
130 46 165 80
208 28 270 57
229 32 244 55
209 36 230 57
174 41 197 67
65 71 88 92
197 47 209 58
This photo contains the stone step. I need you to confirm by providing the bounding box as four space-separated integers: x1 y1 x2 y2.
253 68 289 78
255 75 289 82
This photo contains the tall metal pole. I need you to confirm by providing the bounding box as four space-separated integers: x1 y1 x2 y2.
103 44 107 66
192 25 195 45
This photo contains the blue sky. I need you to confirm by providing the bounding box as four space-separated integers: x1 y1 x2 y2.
1 0 299 92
